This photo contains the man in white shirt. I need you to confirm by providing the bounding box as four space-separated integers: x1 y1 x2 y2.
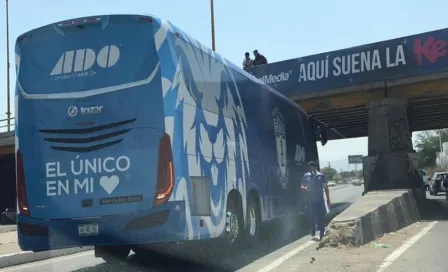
243 52 254 68
301 161 331 240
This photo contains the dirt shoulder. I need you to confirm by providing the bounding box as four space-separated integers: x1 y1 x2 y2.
274 220 434 272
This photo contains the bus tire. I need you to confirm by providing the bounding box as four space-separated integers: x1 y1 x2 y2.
245 196 260 246
95 245 130 263
224 198 244 249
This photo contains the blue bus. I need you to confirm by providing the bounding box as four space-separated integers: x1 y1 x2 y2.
15 14 326 260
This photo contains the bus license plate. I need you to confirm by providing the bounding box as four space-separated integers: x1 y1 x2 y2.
78 224 99 236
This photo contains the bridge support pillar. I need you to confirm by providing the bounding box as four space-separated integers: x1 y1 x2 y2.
363 98 421 192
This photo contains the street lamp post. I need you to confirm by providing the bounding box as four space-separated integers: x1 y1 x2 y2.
5 0 11 132
439 130 443 166
210 0 216 51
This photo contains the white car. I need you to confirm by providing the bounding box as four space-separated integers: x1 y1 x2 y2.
327 181 336 187
429 172 448 196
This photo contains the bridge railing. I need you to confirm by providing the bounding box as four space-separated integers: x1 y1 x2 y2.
0 117 15 133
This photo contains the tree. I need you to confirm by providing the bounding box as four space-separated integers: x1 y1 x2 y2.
321 167 337 180
414 129 448 167
333 173 342 182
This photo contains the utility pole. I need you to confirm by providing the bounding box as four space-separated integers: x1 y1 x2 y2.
5 0 11 131
210 0 216 51
439 130 443 166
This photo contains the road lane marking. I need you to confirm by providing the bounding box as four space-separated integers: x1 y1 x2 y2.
256 240 316 272
376 221 438 272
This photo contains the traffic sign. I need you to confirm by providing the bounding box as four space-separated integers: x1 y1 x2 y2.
348 155 363 164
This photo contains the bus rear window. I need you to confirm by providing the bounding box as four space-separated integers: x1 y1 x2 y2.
16 15 158 96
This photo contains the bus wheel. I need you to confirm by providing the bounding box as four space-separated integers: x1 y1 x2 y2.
245 196 260 246
224 200 243 249
95 245 130 263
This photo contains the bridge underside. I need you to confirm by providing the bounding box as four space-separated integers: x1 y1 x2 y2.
1 78 447 145
0 131 14 155
298 77 448 141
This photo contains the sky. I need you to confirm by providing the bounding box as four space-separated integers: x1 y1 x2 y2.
0 0 446 170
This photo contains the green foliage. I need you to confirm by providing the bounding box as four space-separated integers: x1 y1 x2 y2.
414 129 448 167
321 167 337 180
333 173 342 181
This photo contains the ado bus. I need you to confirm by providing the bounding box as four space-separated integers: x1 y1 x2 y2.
15 14 325 260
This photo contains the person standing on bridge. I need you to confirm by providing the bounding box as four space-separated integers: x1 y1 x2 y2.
301 161 331 240
243 52 254 68
253 50 268 66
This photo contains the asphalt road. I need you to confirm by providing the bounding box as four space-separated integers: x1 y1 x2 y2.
0 185 364 272
382 220 447 272
379 192 448 272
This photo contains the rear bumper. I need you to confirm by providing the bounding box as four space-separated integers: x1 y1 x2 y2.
433 182 442 191
439 181 448 192
17 201 187 252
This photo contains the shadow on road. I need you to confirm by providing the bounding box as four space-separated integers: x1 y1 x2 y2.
71 202 354 272
418 193 448 221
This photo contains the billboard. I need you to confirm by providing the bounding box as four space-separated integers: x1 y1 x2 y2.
247 28 448 96
348 155 363 164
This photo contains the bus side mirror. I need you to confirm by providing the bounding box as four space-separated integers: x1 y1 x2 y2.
319 124 328 146
309 117 328 146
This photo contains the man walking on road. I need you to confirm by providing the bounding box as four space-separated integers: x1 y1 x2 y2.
301 161 331 240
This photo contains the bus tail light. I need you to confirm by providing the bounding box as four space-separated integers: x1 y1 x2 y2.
138 17 153 22
16 150 30 217
57 17 101 27
153 133 174 207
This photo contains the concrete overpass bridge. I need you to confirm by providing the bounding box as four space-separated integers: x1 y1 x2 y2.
247 27 448 141
247 27 448 191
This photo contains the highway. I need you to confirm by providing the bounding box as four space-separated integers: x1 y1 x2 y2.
256 191 448 272
375 193 448 272
381 220 446 272
0 185 364 272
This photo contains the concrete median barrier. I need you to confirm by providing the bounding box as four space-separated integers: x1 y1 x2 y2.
319 189 421 248
0 246 93 268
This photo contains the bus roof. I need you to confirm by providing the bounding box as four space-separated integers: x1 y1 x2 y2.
163 18 308 115
16 13 308 116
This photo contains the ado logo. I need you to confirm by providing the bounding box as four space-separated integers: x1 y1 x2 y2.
50 45 120 80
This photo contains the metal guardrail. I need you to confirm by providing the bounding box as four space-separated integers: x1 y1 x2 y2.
0 117 15 133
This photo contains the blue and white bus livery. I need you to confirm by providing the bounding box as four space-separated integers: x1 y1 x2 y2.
14 14 326 260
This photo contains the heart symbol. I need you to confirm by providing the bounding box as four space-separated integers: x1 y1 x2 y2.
100 175 119 195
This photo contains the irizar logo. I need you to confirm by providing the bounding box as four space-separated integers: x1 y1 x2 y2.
258 71 291 84
67 105 103 117
68 106 78 117
50 45 120 80
81 106 103 115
